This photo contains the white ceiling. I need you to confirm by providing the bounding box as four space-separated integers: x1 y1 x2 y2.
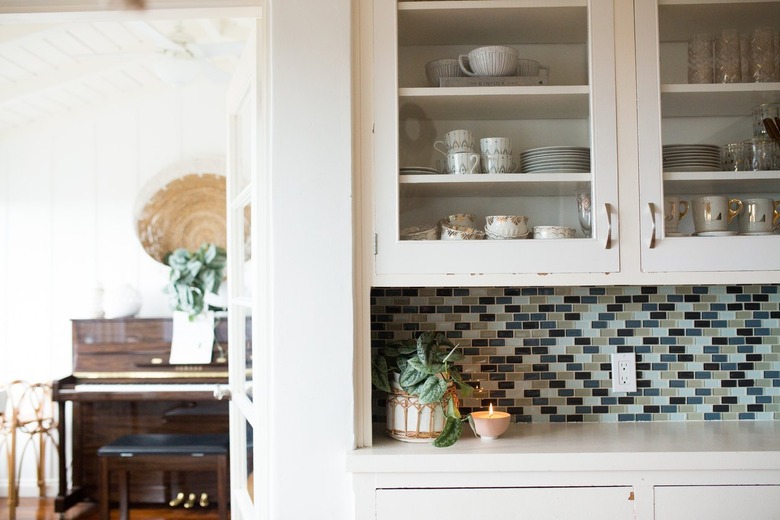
0 16 250 133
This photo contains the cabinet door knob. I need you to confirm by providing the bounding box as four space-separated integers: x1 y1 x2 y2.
604 203 613 249
647 202 657 249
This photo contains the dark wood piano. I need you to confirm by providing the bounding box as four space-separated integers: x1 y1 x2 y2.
53 317 232 514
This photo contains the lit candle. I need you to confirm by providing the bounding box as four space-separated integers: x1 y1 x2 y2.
471 403 510 440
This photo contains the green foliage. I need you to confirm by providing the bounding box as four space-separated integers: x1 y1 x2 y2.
372 331 474 448
164 243 227 319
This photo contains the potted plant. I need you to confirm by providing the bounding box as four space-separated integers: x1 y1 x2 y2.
164 243 227 319
371 331 473 447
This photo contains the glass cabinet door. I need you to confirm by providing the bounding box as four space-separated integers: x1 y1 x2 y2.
636 0 780 273
373 0 619 277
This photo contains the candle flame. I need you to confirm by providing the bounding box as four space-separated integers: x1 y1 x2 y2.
489 403 494 417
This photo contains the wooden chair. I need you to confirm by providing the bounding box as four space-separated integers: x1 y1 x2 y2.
1 380 59 520
0 386 16 520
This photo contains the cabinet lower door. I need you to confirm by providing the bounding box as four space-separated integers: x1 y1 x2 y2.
376 487 635 519
654 485 780 519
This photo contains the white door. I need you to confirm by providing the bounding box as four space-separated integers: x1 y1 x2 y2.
226 16 270 520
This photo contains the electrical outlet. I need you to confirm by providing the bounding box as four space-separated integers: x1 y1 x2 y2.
611 352 637 392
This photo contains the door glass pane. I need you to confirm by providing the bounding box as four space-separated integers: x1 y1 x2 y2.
242 203 253 299
235 89 252 193
245 419 255 504
244 306 253 401
395 4 591 240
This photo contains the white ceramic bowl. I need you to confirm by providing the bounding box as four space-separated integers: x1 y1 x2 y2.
425 58 464 87
460 45 518 77
401 224 438 240
485 215 529 237
440 224 485 240
485 228 530 240
532 225 576 239
440 213 476 229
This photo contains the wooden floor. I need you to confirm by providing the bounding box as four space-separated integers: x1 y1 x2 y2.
0 497 225 519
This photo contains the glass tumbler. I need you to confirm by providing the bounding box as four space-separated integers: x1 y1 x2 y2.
721 142 751 172
752 103 780 138
688 33 713 84
748 27 776 82
749 137 778 171
714 29 741 83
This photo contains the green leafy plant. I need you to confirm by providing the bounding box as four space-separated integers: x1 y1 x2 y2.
372 331 474 447
164 243 227 319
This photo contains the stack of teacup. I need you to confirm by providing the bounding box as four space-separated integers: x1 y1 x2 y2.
434 130 481 174
480 137 517 173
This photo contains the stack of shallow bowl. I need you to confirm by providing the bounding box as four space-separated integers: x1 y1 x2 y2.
532 225 576 239
401 224 438 240
439 213 485 240
484 215 530 240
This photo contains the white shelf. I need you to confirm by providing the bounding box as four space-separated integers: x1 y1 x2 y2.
399 86 590 120
398 1 588 46
661 83 780 117
664 170 780 194
400 173 590 197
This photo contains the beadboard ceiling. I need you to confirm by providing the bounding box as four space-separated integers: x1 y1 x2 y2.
0 16 251 134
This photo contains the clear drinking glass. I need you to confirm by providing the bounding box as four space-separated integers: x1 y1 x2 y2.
714 29 741 83
688 33 713 84
576 191 592 238
748 27 776 82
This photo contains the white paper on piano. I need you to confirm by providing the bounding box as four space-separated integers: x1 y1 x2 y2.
169 310 214 364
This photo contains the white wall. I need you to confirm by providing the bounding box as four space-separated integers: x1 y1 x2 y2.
0 78 227 493
267 0 355 518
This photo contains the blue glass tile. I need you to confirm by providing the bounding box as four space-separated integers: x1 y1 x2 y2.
661 405 677 413
670 380 686 388
661 337 676 345
618 414 635 421
582 296 598 304
644 388 660 396
636 414 652 422
739 413 756 420
652 363 669 370
756 396 772 404
566 363 583 371
584 380 600 388
643 320 660 328
636 345 652 354
687 397 703 405
661 354 676 362
609 338 626 345
626 320 642 328
695 371 712 379
592 321 608 329
747 387 764 395
565 329 583 337
765 371 780 378
704 413 721 420
584 346 600 354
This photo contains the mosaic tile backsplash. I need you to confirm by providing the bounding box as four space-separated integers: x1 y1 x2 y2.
371 285 780 423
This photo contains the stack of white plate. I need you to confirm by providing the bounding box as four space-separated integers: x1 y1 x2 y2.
520 146 590 173
662 144 721 172
400 166 440 175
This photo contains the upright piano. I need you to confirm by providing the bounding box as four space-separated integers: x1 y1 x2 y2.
53 318 232 514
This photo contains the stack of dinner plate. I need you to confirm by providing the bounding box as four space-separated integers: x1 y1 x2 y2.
520 146 590 173
662 144 721 172
399 166 440 175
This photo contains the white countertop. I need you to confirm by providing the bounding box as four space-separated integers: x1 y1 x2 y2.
348 421 780 474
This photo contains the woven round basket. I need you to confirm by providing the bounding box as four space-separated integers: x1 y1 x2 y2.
135 156 226 264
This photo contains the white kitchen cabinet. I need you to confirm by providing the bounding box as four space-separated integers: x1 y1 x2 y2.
362 0 780 283
636 0 780 273
654 485 780 519
371 0 620 276
376 486 636 519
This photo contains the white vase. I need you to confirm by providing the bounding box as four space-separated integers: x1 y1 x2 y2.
102 284 142 319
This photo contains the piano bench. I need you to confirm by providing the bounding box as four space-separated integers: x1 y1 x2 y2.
97 433 229 520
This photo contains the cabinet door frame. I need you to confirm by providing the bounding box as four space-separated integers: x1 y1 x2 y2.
371 0 620 279
635 0 780 274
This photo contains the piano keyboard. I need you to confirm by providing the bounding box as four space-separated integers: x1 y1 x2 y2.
73 383 222 393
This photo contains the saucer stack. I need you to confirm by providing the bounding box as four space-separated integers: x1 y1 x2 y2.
520 146 590 173
662 144 721 172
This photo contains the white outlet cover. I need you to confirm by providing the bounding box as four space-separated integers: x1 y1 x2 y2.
611 352 637 392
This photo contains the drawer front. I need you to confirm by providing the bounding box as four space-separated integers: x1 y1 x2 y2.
377 486 635 519
655 485 780 520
